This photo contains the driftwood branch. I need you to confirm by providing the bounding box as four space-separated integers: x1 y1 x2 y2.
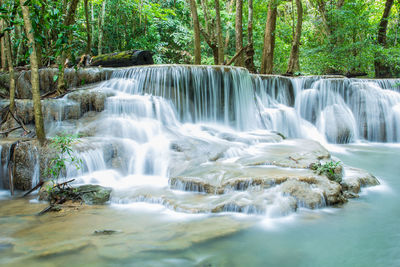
0 106 31 136
40 89 70 99
54 179 75 188
0 126 21 135
37 198 66 216
23 180 44 197
225 44 250 66
8 110 30 133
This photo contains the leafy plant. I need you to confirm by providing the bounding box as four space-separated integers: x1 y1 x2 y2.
45 134 83 183
310 161 342 183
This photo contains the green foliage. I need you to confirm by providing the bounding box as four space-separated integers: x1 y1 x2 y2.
3 0 399 76
311 161 342 183
45 134 83 183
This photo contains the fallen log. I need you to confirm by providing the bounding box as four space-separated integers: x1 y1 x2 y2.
90 50 154 67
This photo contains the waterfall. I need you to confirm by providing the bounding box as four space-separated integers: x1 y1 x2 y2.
7 65 394 214
105 66 400 143
254 75 400 143
103 65 261 130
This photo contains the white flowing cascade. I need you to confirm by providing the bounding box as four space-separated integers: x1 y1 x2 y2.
2 65 397 215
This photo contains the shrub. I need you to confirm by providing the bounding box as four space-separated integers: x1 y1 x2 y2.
310 161 342 183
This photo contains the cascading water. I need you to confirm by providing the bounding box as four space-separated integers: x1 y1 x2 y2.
255 75 400 143
41 65 398 216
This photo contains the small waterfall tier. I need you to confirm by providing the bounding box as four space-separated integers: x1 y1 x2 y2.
254 75 400 143
103 65 400 143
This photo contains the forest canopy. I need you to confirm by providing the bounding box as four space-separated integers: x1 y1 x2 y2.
1 0 399 78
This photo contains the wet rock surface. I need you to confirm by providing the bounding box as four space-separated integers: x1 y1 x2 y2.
0 87 114 126
0 132 379 214
167 138 351 211
0 68 114 99
76 184 112 204
341 166 380 194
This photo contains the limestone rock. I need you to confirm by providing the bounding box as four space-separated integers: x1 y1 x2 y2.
341 166 380 194
76 184 112 204
280 180 325 209
0 68 114 99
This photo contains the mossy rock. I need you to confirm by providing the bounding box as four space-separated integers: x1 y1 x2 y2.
91 50 154 67
76 185 112 205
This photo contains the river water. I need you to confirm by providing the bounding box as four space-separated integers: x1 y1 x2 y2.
166 143 400 267
0 143 398 266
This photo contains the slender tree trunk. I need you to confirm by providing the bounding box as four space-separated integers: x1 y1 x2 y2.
14 24 22 66
84 0 92 55
3 28 16 114
374 0 394 78
0 0 15 111
215 0 224 64
235 0 244 66
0 25 6 71
245 0 256 73
200 0 210 34
224 0 235 51
19 0 46 144
261 0 278 74
98 0 106 56
188 0 201 64
200 0 219 64
286 0 303 74
36 1 47 68
91 2 95 47
57 0 80 94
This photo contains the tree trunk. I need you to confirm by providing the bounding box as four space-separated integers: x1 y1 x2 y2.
19 0 46 144
98 0 106 56
0 0 15 111
215 0 224 64
261 0 278 74
377 0 394 46
224 0 235 51
245 0 256 73
200 0 210 34
188 0 201 64
57 0 80 95
84 0 91 55
91 2 95 47
3 27 16 114
286 0 303 74
234 0 244 66
14 24 22 66
374 0 394 78
0 23 6 71
36 1 47 68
